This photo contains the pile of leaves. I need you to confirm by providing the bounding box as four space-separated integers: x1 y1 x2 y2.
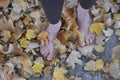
0 0 120 80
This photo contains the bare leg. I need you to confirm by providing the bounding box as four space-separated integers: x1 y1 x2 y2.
77 0 97 46
40 0 63 60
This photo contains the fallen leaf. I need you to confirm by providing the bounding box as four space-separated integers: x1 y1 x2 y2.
12 3 22 14
32 61 44 74
115 29 120 36
95 44 105 53
103 63 110 73
95 35 105 45
114 14 120 21
66 50 83 69
26 29 36 40
25 42 40 53
53 39 67 54
29 11 41 20
90 23 105 35
58 30 68 45
53 66 67 80
109 62 120 79
114 21 120 29
1 44 14 55
103 28 113 37
84 60 96 71
112 45 120 61
20 38 30 48
37 31 48 40
0 0 10 8
43 66 52 77
95 59 104 70
78 45 94 56
1 30 11 43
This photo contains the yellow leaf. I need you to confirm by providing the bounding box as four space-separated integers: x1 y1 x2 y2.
95 44 105 53
1 30 11 42
53 66 67 80
20 38 30 48
90 23 105 35
37 31 48 40
95 59 104 70
32 62 44 74
23 18 30 25
26 29 36 40
114 14 120 21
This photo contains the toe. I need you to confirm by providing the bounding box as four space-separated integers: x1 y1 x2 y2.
89 38 93 44
79 41 85 46
85 36 90 45
44 49 49 57
47 52 54 60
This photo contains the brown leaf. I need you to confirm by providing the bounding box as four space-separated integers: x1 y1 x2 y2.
58 30 68 45
0 0 10 8
112 45 120 61
43 66 52 77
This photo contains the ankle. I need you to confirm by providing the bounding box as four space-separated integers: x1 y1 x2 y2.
77 3 89 12
47 20 62 33
49 20 62 28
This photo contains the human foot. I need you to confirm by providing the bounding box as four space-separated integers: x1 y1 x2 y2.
77 4 96 46
40 21 61 60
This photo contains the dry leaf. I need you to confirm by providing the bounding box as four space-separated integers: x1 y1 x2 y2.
109 62 120 79
18 55 33 78
53 39 67 54
26 29 36 40
12 3 22 14
103 63 110 73
1 30 11 43
91 6 100 16
90 23 105 35
29 11 41 20
0 0 10 8
84 60 96 71
1 44 14 55
112 45 120 61
37 31 48 40
95 35 105 45
95 44 105 53
53 66 67 80
103 28 113 37
78 45 94 56
66 50 83 69
114 21 120 29
25 42 40 53
58 30 68 45
115 29 120 36
43 66 52 77
20 38 30 48
95 59 104 70
32 61 44 74
114 14 120 21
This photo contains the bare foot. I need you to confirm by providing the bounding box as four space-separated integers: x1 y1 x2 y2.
77 4 96 46
40 21 61 60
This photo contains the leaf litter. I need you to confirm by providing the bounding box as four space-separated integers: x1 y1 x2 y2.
0 0 120 80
